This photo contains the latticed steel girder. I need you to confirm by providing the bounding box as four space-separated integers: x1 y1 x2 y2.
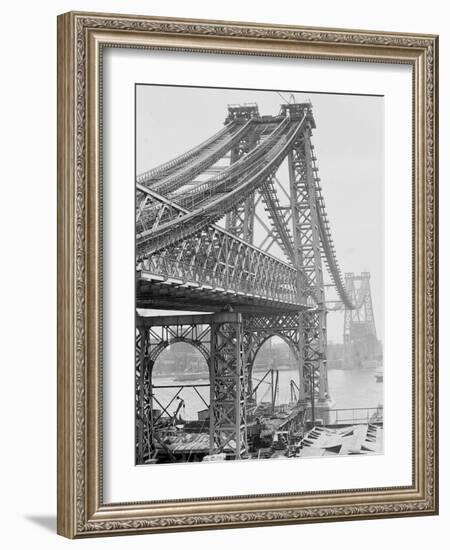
288 128 325 306
210 314 248 457
135 327 151 463
226 193 256 243
259 176 295 261
301 308 328 402
136 186 303 308
287 124 329 405
225 121 258 243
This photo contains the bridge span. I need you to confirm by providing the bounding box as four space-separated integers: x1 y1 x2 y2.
135 101 381 464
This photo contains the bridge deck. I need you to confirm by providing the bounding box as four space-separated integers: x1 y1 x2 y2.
136 271 308 312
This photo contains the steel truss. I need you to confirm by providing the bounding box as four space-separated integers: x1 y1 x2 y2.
287 117 329 406
225 123 258 243
134 103 373 464
210 313 248 456
139 221 299 306
243 310 328 404
243 312 303 402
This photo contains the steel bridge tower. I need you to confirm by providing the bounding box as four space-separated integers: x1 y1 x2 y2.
343 272 381 368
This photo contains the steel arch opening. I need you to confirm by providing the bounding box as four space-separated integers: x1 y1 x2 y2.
147 342 211 464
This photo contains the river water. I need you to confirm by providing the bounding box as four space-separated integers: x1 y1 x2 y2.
152 366 383 421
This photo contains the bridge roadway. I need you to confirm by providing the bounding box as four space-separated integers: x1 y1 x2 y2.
136 272 307 313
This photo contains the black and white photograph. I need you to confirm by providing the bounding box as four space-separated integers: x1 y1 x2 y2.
135 84 384 466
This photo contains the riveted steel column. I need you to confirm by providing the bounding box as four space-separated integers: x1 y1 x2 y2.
210 312 248 458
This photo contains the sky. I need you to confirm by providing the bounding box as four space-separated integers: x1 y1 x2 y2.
136 85 384 345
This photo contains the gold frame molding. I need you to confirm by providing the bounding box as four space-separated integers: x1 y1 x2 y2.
57 11 439 538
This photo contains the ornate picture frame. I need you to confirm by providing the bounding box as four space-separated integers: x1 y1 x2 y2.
57 11 438 538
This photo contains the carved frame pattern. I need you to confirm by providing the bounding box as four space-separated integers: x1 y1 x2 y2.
57 11 438 538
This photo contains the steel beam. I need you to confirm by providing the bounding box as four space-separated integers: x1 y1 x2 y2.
288 123 329 410
210 312 248 458
225 125 258 243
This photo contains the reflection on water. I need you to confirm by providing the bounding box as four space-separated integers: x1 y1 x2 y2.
152 366 383 420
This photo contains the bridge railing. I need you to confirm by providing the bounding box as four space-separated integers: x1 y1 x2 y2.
304 406 383 426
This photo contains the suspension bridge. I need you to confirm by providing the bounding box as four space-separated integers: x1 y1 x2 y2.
135 102 380 464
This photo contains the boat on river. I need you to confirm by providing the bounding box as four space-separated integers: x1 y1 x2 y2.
374 365 383 382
